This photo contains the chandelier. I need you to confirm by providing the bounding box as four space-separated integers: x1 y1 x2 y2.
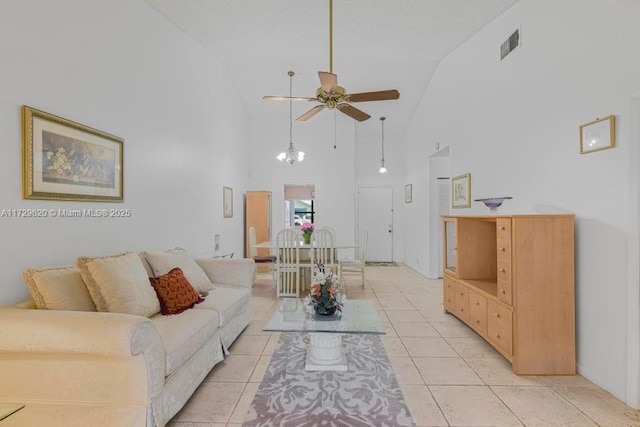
276 71 305 164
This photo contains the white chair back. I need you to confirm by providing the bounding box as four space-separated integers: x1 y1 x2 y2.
310 227 336 273
276 227 301 297
359 226 369 264
248 227 258 259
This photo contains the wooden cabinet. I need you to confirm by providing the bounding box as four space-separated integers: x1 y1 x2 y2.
245 191 272 260
442 214 575 375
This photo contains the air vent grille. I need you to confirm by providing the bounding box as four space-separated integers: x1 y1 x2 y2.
500 29 519 60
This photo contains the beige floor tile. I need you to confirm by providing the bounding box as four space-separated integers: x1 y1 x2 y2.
242 321 272 336
492 385 598 426
383 321 398 337
465 357 544 386
172 382 245 423
402 337 458 357
248 355 273 383
430 385 523 426
552 385 640 427
167 423 225 427
394 322 440 337
388 356 425 385
386 310 425 322
413 357 484 385
410 300 446 311
227 333 269 355
399 384 448 426
420 310 461 324
205 355 260 382
262 332 281 355
446 337 502 358
229 382 259 423
536 374 599 387
380 336 409 357
431 321 479 337
379 299 417 311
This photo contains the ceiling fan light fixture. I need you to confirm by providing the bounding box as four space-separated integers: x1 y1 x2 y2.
277 71 304 165
378 116 388 174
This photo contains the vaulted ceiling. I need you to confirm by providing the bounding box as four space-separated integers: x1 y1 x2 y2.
144 0 519 136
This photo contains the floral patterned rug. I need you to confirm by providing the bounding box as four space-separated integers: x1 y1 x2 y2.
242 332 414 427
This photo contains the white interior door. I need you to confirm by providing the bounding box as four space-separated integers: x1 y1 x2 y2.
358 187 393 262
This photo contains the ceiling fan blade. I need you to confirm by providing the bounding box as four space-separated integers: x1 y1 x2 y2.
263 96 317 101
338 104 371 122
318 71 338 93
297 105 325 121
348 90 400 102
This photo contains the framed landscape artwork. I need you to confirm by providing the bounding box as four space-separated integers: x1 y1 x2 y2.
22 106 124 202
452 173 471 209
223 186 233 218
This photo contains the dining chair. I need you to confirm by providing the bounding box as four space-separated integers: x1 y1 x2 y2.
309 227 338 274
276 227 301 297
338 226 368 289
249 226 276 285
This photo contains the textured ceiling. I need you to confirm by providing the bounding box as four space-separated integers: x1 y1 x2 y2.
144 0 519 136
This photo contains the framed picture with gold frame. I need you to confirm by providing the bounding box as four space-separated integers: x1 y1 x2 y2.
580 115 615 154
452 173 471 209
223 186 233 218
22 106 124 202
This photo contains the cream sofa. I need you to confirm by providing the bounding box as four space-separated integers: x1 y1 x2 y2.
0 255 255 427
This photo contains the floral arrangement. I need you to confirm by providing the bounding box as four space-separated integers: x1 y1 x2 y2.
303 264 346 316
300 222 315 236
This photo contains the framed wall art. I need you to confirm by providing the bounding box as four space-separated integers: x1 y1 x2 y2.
580 115 615 154
405 184 412 203
452 173 471 209
22 106 124 202
223 186 233 218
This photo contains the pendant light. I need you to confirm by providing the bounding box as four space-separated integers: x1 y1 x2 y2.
378 116 387 173
276 71 305 164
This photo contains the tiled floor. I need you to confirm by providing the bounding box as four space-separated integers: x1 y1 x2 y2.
168 265 640 426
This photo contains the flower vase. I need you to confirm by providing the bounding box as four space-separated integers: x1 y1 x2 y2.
315 304 337 316
303 233 311 245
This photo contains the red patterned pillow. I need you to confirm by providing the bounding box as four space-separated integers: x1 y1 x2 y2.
149 268 204 315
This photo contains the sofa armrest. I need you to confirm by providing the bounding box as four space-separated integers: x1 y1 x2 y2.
195 258 256 289
0 307 165 403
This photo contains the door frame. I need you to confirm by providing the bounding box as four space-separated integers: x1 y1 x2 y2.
356 185 394 263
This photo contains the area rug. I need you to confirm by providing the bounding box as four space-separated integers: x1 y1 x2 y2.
242 333 414 427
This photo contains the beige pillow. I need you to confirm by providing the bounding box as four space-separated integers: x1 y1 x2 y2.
22 265 96 311
145 249 214 294
77 252 160 317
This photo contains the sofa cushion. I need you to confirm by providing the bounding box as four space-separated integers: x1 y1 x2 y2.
194 285 251 327
150 268 204 315
145 249 214 295
150 308 220 377
77 252 160 317
21 265 96 311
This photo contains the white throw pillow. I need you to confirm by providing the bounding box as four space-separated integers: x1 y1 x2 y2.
22 265 96 311
77 252 160 317
145 249 214 294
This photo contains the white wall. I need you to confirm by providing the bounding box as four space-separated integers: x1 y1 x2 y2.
0 0 250 305
402 0 640 405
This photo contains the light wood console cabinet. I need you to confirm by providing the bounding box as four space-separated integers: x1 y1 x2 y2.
442 214 575 375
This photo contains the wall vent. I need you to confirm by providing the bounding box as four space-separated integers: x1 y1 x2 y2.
500 29 520 60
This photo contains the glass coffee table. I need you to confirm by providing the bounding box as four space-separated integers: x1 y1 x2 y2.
263 299 384 371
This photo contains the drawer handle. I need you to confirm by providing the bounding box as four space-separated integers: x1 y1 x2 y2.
500 289 506 294
499 268 506 273
495 333 501 338
499 226 505 231
494 313 500 318
499 247 506 252
475 301 480 306
459 308 464 312
475 320 480 324
460 292 464 296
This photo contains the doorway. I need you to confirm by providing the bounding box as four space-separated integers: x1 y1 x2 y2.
284 184 315 228
357 187 393 262
428 147 450 279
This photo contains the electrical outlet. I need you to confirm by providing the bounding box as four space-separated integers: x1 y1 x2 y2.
214 234 220 252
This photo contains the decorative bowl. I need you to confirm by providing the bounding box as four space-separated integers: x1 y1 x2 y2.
474 196 513 211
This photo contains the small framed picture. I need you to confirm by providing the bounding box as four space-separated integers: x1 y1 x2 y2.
580 115 615 154
405 184 412 203
452 173 471 209
223 186 233 218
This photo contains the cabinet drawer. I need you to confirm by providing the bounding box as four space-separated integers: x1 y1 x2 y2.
454 282 469 323
444 276 456 313
496 218 511 240
468 291 487 335
497 260 513 305
497 238 511 261
487 301 513 354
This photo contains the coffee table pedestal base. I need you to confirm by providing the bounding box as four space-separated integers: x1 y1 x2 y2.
305 333 347 371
